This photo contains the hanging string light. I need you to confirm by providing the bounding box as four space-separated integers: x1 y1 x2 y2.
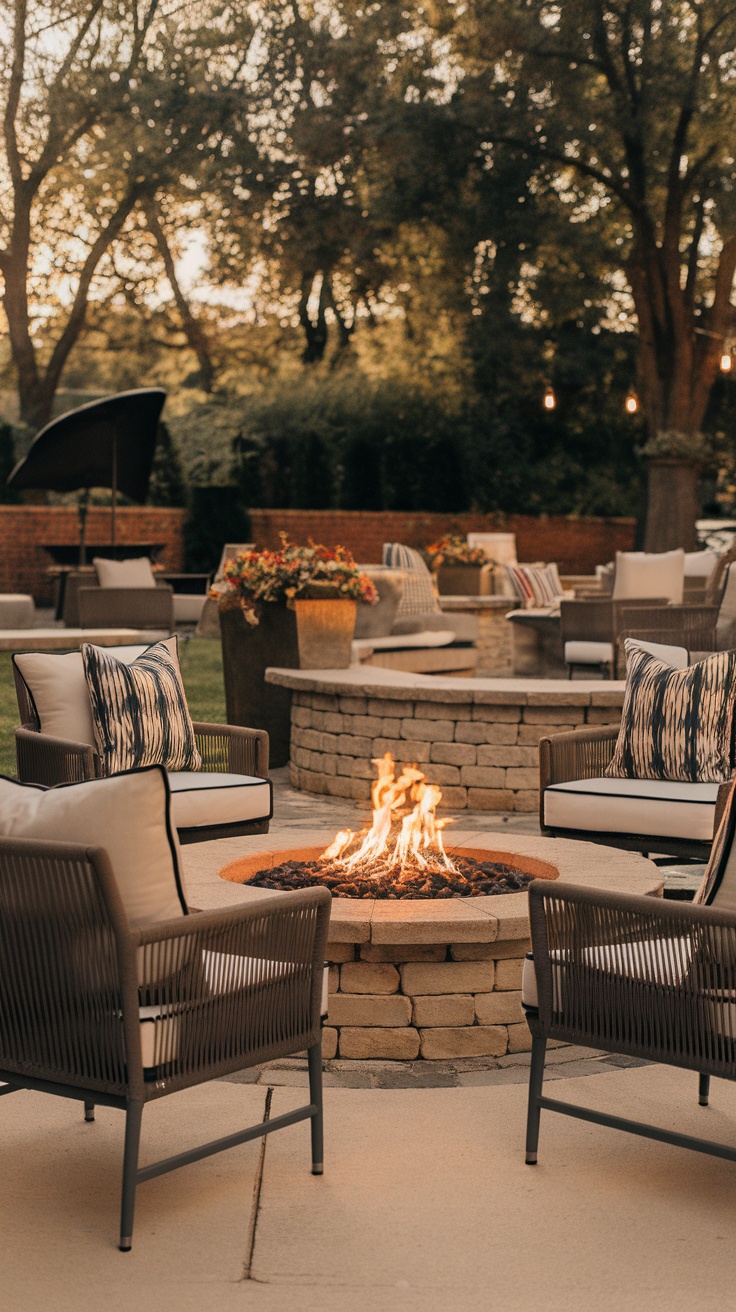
542 384 556 410
625 390 639 414
721 350 733 373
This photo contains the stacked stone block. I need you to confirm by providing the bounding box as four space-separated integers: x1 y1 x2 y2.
322 937 531 1061
288 687 623 812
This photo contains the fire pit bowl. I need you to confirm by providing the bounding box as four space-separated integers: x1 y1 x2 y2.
216 830 661 1063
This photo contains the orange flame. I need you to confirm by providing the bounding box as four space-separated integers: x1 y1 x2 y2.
320 753 457 878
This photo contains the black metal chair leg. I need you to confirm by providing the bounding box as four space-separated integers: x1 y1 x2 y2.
307 1042 324 1175
699 1073 711 1107
119 1101 143 1251
525 1034 547 1164
84 1100 95 1123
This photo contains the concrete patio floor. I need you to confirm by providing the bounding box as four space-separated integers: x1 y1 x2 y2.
5 771 727 1311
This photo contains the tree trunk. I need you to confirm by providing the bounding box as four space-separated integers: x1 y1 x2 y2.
643 459 700 552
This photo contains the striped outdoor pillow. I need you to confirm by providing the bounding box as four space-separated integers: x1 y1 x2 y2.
382 543 440 618
82 640 202 775
506 563 561 609
605 641 736 784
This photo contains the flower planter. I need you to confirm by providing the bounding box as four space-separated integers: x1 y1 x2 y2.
436 563 494 596
293 597 357 668
220 596 358 768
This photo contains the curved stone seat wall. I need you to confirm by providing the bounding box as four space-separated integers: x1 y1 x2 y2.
265 668 625 812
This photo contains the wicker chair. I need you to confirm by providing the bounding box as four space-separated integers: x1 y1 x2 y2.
0 835 330 1250
523 871 736 1171
539 726 733 860
560 597 670 678
13 664 271 845
62 569 174 629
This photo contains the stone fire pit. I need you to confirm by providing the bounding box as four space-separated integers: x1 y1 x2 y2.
219 831 660 1061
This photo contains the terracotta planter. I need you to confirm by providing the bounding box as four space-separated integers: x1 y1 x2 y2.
293 597 357 668
435 563 494 596
220 595 357 768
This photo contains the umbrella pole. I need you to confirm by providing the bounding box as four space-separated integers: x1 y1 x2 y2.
78 488 90 566
111 434 117 556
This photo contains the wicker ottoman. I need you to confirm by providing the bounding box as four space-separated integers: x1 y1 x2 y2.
0 595 35 628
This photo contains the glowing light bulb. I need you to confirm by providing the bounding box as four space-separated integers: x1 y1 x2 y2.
721 352 732 373
543 385 556 410
625 391 639 414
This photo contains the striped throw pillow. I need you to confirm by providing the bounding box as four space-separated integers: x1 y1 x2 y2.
506 563 562 609
382 543 440 618
82 640 202 775
605 641 736 784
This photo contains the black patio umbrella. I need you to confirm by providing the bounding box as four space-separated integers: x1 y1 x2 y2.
7 388 166 563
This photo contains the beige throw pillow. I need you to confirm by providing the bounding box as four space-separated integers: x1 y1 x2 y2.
0 767 186 926
14 638 179 747
93 556 157 588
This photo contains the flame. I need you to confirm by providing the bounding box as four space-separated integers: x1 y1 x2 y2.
319 753 457 878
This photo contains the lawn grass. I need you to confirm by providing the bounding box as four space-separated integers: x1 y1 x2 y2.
0 638 227 779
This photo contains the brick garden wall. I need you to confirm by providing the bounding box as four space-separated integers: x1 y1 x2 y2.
248 510 636 575
0 506 185 604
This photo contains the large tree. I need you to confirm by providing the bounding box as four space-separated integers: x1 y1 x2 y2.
448 0 736 547
0 0 251 430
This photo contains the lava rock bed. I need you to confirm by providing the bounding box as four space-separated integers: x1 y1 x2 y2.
249 855 535 899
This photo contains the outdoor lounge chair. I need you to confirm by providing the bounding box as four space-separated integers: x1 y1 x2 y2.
12 641 271 843
613 561 736 674
522 783 736 1171
539 638 733 860
560 597 670 678
0 827 330 1250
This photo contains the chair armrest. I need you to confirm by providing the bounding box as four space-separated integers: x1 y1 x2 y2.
192 721 269 778
14 724 98 786
77 585 174 629
122 888 331 1092
527 880 736 1071
538 727 620 831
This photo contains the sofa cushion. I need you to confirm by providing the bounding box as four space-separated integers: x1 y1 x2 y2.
13 638 179 746
382 544 440 618
544 776 719 841
0 767 186 926
167 771 272 829
93 556 157 588
83 640 202 775
612 549 684 603
605 642 736 783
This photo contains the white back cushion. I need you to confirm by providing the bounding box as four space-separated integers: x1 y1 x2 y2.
14 638 179 746
0 767 186 926
684 550 719 578
93 556 156 588
612 549 685 603
627 639 689 669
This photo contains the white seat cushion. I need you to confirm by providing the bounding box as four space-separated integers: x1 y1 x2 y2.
564 640 614 665
544 776 719 841
137 960 329 1068
522 937 692 1009
167 771 272 829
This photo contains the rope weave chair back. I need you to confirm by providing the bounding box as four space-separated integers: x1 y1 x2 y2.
0 839 128 1094
529 881 736 1079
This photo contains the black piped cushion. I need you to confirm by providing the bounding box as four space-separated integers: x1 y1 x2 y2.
605 641 736 784
82 640 202 775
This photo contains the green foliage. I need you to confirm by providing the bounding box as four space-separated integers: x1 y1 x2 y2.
147 422 188 507
184 486 251 574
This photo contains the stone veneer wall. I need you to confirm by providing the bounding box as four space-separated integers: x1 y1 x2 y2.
288 687 623 812
321 935 531 1061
